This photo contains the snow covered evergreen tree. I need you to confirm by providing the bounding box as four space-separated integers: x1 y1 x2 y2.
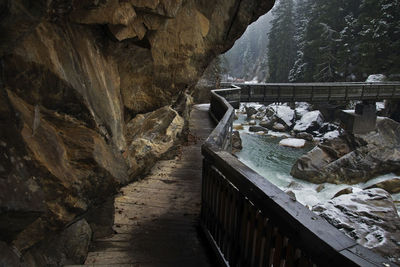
358 0 400 78
289 0 314 82
267 0 296 82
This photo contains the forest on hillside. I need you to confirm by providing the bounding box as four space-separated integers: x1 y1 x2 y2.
214 0 400 83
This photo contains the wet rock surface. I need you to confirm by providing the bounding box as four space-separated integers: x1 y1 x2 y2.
313 188 400 264
365 178 400 194
291 118 400 184
0 0 275 264
232 130 243 153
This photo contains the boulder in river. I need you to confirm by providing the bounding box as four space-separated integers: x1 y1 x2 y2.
295 132 314 142
233 124 244 130
232 131 242 153
249 126 268 132
245 106 258 119
269 105 295 127
365 178 400 194
313 188 400 264
315 184 325 193
259 118 275 129
273 122 287 132
285 190 297 201
288 181 303 190
293 110 324 133
291 118 400 184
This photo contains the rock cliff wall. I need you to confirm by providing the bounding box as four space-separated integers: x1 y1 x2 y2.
0 0 274 265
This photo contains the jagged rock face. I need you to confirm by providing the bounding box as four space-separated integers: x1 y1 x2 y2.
0 0 274 264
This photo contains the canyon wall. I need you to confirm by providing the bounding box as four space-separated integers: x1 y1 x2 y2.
0 0 274 265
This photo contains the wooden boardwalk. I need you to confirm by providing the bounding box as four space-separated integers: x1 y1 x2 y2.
79 104 215 266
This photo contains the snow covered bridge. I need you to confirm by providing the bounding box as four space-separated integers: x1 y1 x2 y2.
218 82 400 134
219 82 400 106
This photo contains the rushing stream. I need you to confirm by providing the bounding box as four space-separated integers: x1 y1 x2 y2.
234 114 400 210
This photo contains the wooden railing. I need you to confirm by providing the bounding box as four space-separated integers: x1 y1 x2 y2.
200 85 394 267
226 82 400 103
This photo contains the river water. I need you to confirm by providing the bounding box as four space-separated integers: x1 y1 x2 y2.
234 114 400 210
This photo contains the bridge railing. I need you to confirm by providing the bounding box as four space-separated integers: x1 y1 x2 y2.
227 82 400 103
201 85 393 266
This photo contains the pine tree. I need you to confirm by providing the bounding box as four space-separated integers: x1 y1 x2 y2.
267 0 296 82
289 0 314 82
358 0 400 78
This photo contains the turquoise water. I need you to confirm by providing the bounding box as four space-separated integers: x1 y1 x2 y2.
236 132 313 188
234 114 400 209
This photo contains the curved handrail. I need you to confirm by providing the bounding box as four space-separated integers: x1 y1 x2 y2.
200 85 393 266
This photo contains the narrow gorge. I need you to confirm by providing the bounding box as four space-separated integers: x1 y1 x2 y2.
0 0 275 265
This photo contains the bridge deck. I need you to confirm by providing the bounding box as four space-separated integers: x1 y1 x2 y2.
230 82 400 103
76 105 215 266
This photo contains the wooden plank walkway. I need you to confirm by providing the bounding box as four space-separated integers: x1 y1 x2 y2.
77 104 215 266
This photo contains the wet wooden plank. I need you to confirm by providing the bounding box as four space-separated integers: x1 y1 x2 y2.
84 105 215 266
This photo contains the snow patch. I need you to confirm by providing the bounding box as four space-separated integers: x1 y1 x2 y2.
376 102 385 111
323 130 340 139
244 78 259 84
366 74 387 82
279 138 306 148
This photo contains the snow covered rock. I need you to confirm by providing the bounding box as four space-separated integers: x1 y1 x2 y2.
293 111 324 133
294 102 311 119
319 122 339 134
269 105 295 127
366 74 387 83
376 102 385 112
259 118 274 129
292 118 400 184
279 138 306 148
273 122 286 132
313 188 400 264
322 130 340 139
